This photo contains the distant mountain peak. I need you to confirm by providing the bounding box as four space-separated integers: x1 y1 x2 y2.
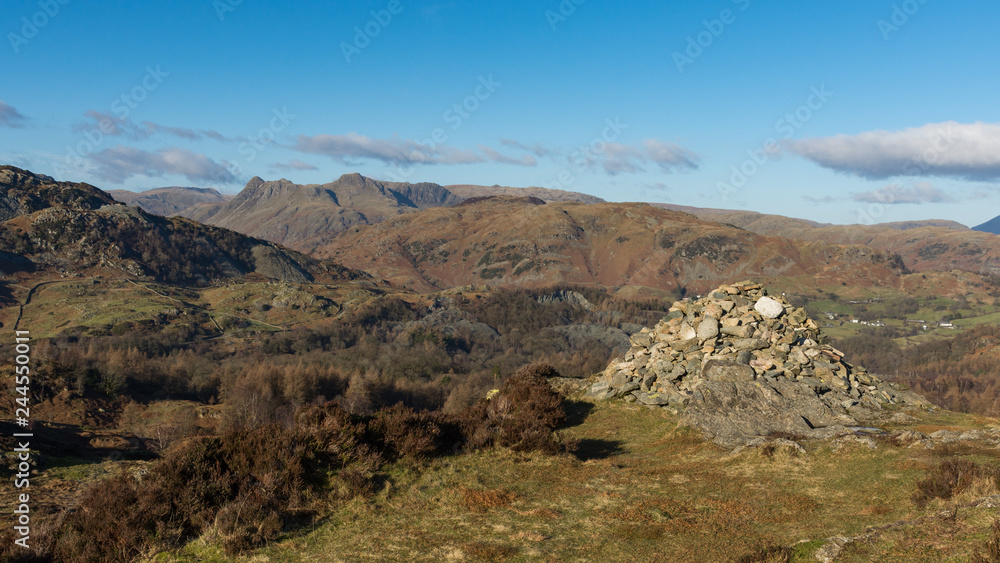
973 215 1000 235
337 172 368 183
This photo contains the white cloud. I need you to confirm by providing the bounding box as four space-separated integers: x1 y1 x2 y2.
75 111 232 142
785 121 1000 181
802 195 837 204
294 132 486 166
89 146 237 184
588 140 699 175
851 182 956 204
269 159 319 172
478 145 536 167
292 132 697 174
499 138 558 158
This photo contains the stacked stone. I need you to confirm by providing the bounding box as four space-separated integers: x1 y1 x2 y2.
586 281 902 410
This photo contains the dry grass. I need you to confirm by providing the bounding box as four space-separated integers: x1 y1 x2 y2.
460 541 519 561
153 401 1000 562
460 487 518 513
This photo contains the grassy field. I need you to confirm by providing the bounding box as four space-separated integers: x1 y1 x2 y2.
138 401 1000 562
9 277 391 338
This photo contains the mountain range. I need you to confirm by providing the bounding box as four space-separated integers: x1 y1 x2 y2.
653 205 1000 275
111 175 604 254
11 166 1000 294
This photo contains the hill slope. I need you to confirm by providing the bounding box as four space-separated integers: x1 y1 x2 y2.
653 204 1000 274
446 183 605 204
0 167 366 285
314 197 909 293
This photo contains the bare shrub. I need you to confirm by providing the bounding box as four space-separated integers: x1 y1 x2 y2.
913 459 1000 506
735 544 793 563
972 518 1000 563
368 403 444 460
456 362 570 454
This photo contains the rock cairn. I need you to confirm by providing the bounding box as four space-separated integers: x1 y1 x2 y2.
585 281 930 447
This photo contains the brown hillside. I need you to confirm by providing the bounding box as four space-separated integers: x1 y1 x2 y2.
446 184 605 204
314 198 908 293
652 204 998 274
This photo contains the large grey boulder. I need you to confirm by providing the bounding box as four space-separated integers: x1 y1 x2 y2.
682 380 857 448
702 359 755 382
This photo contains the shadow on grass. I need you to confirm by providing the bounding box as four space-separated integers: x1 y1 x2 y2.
558 400 627 460
572 438 626 461
0 283 15 306
561 399 595 428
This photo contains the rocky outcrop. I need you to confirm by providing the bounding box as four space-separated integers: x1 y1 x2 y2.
0 168 371 286
1 165 116 220
585 281 932 448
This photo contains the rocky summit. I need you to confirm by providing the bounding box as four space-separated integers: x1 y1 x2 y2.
585 281 932 448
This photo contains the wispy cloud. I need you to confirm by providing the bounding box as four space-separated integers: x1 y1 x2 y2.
499 138 558 158
587 139 700 175
291 131 698 175
642 139 700 171
89 145 237 184
785 121 1000 181
970 185 1000 200
269 159 319 172
0 101 28 128
143 121 231 142
293 132 485 165
851 182 956 204
803 195 837 204
478 145 536 166
75 111 233 142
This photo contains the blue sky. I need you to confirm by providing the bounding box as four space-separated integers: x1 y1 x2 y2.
2 0 999 226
